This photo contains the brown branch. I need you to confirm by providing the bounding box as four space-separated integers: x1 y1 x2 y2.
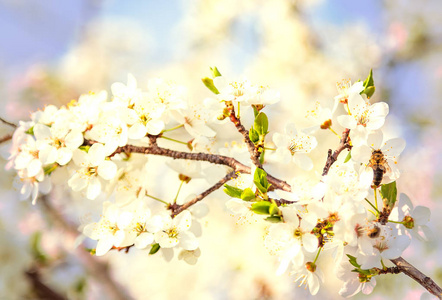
105 142 291 192
0 133 12 144
321 128 352 176
39 196 132 300
170 171 239 217
391 256 442 299
0 117 17 128
25 268 67 300
225 101 262 168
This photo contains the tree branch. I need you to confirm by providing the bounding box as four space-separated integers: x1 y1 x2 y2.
0 133 12 144
105 142 291 192
170 170 238 217
0 117 17 128
322 128 352 176
25 267 67 300
391 256 442 299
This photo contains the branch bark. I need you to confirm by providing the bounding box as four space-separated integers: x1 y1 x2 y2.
391 256 442 299
322 128 352 176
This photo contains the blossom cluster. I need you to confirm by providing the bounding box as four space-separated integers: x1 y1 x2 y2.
4 70 432 298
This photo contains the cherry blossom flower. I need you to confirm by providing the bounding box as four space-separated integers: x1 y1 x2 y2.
337 94 389 146
154 210 199 250
68 143 117 200
272 123 317 170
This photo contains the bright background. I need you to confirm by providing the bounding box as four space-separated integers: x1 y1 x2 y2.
0 0 441 299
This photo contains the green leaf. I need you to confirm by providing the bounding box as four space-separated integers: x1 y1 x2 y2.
223 184 243 199
43 163 58 175
25 126 34 135
149 243 160 255
202 77 220 94
361 69 375 98
265 216 283 223
251 201 271 215
254 112 269 135
268 203 279 216
253 168 270 194
344 151 352 163
347 254 361 268
241 188 256 201
210 66 222 77
380 181 397 209
249 127 260 144
252 105 259 118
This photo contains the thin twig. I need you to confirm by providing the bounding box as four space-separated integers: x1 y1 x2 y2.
170 171 238 217
391 256 442 299
0 117 17 128
321 128 352 176
0 133 12 144
25 268 67 300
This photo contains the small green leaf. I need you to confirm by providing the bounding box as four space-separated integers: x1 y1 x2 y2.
268 203 279 216
223 184 243 199
361 69 375 98
253 168 269 194
254 112 269 135
380 181 397 209
79 145 90 153
265 216 283 223
210 66 222 77
347 254 361 268
251 201 271 215
43 163 58 175
241 188 256 201
30 232 47 263
25 126 34 135
149 243 160 255
249 127 260 144
252 105 259 118
202 77 220 94
344 151 352 163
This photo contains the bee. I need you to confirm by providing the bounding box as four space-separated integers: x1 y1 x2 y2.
366 224 381 239
368 149 390 188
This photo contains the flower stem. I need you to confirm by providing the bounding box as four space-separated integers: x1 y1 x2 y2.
328 127 342 139
365 198 380 214
146 194 169 205
162 124 184 133
173 180 185 204
374 188 379 211
313 247 323 264
264 147 276 151
388 220 403 224
160 136 189 146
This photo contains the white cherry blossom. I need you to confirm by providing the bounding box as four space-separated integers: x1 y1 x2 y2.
154 210 198 250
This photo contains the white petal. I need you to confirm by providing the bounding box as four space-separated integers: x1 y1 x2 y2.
39 146 58 165
27 159 42 177
98 160 117 180
175 210 192 232
413 206 430 225
179 231 199 250
303 233 318 252
351 145 371 164
56 148 73 165
34 124 51 141
382 138 406 158
156 232 179 248
68 173 87 192
337 115 357 129
134 232 154 249
367 130 383 150
128 123 147 140
95 238 114 256
65 130 83 149
293 154 313 170
145 120 165 135
88 143 105 166
86 177 102 200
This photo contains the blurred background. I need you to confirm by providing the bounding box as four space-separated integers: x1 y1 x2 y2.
0 0 441 299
